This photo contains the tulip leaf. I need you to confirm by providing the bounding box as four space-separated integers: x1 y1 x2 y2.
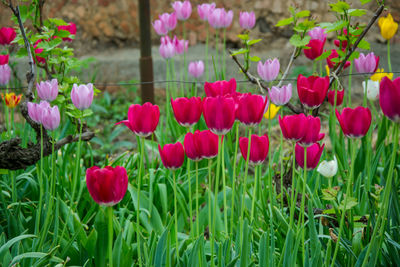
247 39 262 46
330 1 350 13
237 34 249 41
16 48 28 58
296 10 310 18
338 197 358 210
231 48 248 56
276 17 294 27
356 39 370 50
360 0 371 4
348 9 367 17
48 18 69 26
315 50 332 61
320 20 347 32
249 56 260 62
322 187 338 201
289 34 311 47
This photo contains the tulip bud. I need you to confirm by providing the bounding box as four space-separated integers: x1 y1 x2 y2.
336 107 372 138
188 60 204 78
264 102 280 120
297 74 329 109
327 90 344 106
197 130 219 159
159 12 178 31
239 11 256 30
317 156 338 178
378 13 398 40
172 1 192 21
0 54 9 65
152 19 168 36
354 52 379 74
362 80 380 101
298 115 325 147
197 3 216 21
239 134 269 165
203 96 236 135
379 77 400 123
279 113 308 142
173 36 188 55
295 142 325 170
257 59 280 82
0 27 17 45
0 64 11 85
171 97 202 127
71 83 94 110
86 166 128 206
159 36 175 59
204 78 237 97
41 105 60 131
269 84 292 106
326 49 351 70
36 79 58 102
236 93 268 126
308 27 327 41
158 142 185 170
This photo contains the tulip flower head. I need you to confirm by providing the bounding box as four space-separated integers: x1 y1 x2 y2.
203 96 236 135
159 36 175 59
239 11 256 30
354 52 379 74
279 113 308 142
257 59 280 82
197 130 219 159
362 79 380 101
86 166 128 206
239 134 269 165
298 115 325 147
27 101 50 124
326 49 350 70
116 102 160 137
236 93 268 126
327 89 344 106
371 68 393 82
269 84 292 106
188 60 204 78
158 142 185 170
36 79 58 102
304 28 326 60
295 142 325 170
308 27 327 41
171 97 202 127
0 54 9 65
57 22 76 42
209 8 233 29
2 92 21 108
152 19 168 36
172 1 192 21
264 102 280 120
379 77 400 123
336 107 372 138
0 27 17 45
197 3 216 21
71 83 94 110
204 78 236 97
317 156 338 178
41 104 60 131
378 13 398 40
184 131 203 161
0 64 11 85
297 74 329 109
173 36 189 55
159 12 178 31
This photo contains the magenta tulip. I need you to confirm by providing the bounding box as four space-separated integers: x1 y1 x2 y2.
153 19 168 36
86 166 128 206
172 1 192 21
269 84 292 106
239 134 269 165
36 79 58 102
57 22 76 42
0 64 11 85
197 3 216 21
257 58 280 82
171 97 202 127
327 49 350 70
327 90 344 106
298 115 325 147
236 93 268 126
336 107 372 138
304 37 326 60
197 130 219 159
379 77 400 123
41 104 60 131
354 52 379 74
188 60 204 78
308 27 327 41
158 142 185 170
295 142 325 170
0 54 9 65
0 27 16 45
159 12 178 31
297 74 329 109
279 113 308 141
204 78 236 97
173 36 188 55
203 96 236 135
239 11 256 30
209 8 233 29
116 102 160 138
71 83 94 110
159 36 175 59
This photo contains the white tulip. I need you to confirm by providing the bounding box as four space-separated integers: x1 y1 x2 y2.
317 156 338 178
362 80 380 101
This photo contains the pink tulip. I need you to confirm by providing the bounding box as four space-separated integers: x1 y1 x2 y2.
379 77 400 123
239 134 269 165
239 11 256 30
86 166 128 206
27 100 50 124
223 10 234 28
152 19 168 36
0 64 11 85
0 27 16 45
36 79 58 102
41 104 60 131
34 46 46 64
159 12 178 31
304 39 326 60
295 142 325 170
184 131 202 161
236 93 268 126
0 54 9 65
158 142 185 170
308 27 327 41
173 36 188 55
336 107 372 138
57 22 76 42
197 3 216 21
269 84 292 106
116 102 160 137
257 59 280 82
203 96 236 135
279 113 308 141
204 78 237 97
71 83 94 110
197 130 219 159
188 60 204 78
171 97 202 127
159 36 175 59
326 49 350 70
297 74 329 109
354 52 379 74
172 1 192 21
298 116 325 147
327 90 344 106
209 8 233 29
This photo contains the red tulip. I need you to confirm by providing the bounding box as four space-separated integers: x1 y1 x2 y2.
0 27 16 45
86 166 128 206
379 77 400 123
239 134 269 165
327 89 344 106
326 49 350 70
184 130 219 160
295 143 325 170
304 39 325 60
297 74 329 109
204 78 236 97
158 142 185 170
116 102 160 137
236 93 268 126
279 113 308 142
0 54 9 65
203 96 236 135
298 115 325 147
336 107 372 138
184 131 202 161
171 97 202 127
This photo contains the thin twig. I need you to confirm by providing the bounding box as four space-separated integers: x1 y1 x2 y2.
277 47 298 87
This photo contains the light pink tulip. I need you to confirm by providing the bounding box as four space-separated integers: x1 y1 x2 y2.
172 1 192 20
152 19 168 36
269 84 292 106
36 79 58 102
71 83 94 110
159 36 175 59
27 101 50 124
188 60 204 78
354 52 379 74
257 58 280 82
197 3 216 21
239 11 256 30
209 8 232 29
173 36 188 55
308 27 327 41
41 104 60 131
159 12 177 31
0 64 11 85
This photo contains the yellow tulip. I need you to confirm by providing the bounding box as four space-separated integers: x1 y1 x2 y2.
1 92 22 108
325 65 330 76
264 103 280 120
378 13 398 40
370 68 393 82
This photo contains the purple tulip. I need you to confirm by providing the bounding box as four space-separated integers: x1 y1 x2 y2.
354 52 379 74
36 79 58 102
197 3 216 21
41 104 60 131
257 58 280 82
188 60 204 78
71 83 94 110
269 84 292 106
159 12 177 31
308 27 327 41
172 1 192 21
152 19 168 36
239 11 256 30
0 64 11 85
159 36 175 59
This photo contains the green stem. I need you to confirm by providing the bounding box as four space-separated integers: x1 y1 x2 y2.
289 143 297 229
108 206 114 267
347 64 353 107
71 117 83 207
187 156 193 236
222 28 226 77
279 109 284 209
11 108 14 137
205 24 209 81
387 39 392 73
173 171 180 264
221 136 228 233
208 159 215 267
212 135 222 244
230 123 239 234
250 165 258 222
195 161 199 237
137 137 145 267
215 30 219 79
267 115 274 220
363 76 368 107
35 126 44 235
298 146 307 263
183 22 188 95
